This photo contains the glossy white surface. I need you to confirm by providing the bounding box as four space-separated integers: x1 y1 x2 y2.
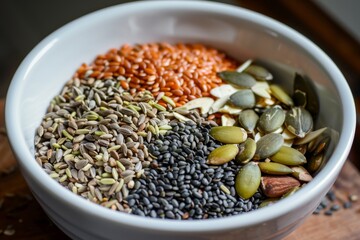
5 1 356 240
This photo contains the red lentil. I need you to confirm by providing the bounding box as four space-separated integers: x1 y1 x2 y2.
74 43 238 106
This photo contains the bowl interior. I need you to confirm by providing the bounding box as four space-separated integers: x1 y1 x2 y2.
6 0 355 234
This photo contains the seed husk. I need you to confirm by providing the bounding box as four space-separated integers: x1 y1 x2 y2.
270 146 306 166
291 166 313 182
235 162 261 199
235 138 256 164
258 162 293 175
307 153 324 173
257 106 285 133
285 107 313 138
254 133 284 160
210 126 247 144
270 84 294 106
229 89 256 109
245 65 273 81
207 144 239 165
238 109 259 133
218 71 257 88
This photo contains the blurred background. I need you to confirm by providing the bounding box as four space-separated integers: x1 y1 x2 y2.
0 0 360 98
0 0 359 99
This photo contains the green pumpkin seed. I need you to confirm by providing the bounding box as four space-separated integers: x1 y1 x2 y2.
235 162 261 199
270 146 307 166
270 84 294 106
307 153 324 173
285 107 313 138
210 126 247 144
235 138 256 164
229 89 256 109
258 162 293 175
294 127 327 145
291 166 313 182
254 133 284 160
218 71 257 88
245 65 273 81
207 144 239 165
238 109 259 132
257 106 285 133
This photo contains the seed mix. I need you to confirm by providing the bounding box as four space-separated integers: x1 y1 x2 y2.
34 42 333 220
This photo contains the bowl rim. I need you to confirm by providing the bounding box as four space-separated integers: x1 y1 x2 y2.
5 0 356 233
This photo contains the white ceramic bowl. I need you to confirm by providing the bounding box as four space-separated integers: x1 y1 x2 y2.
5 1 356 239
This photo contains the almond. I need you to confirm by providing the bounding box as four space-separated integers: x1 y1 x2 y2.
261 176 301 198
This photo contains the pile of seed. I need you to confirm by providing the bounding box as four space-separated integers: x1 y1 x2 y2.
313 189 358 216
74 43 238 106
34 78 175 212
126 121 264 219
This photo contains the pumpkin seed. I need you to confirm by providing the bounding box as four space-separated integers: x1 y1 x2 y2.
309 135 330 156
294 127 327 145
178 97 214 114
270 84 294 106
221 114 236 126
258 162 293 175
270 146 307 166
209 96 228 114
210 84 239 98
235 138 256 164
235 162 261 199
254 133 284 160
291 166 313 182
207 144 239 165
245 65 273 80
251 81 271 99
307 153 324 173
285 107 313 138
236 59 253 73
210 126 247 144
229 89 256 109
238 109 259 132
257 106 285 133
218 104 242 115
218 71 257 88
282 128 297 140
